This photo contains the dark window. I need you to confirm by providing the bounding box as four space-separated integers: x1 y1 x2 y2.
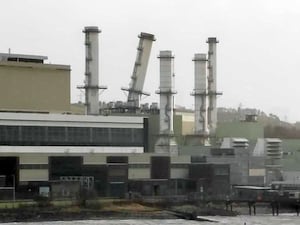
0 125 144 147
21 126 46 145
132 129 144 145
92 128 109 145
67 127 90 144
111 128 132 145
0 126 19 144
151 156 170 179
107 156 128 164
49 156 82 180
48 127 66 144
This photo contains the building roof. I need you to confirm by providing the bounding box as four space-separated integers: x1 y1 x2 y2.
0 112 144 128
0 53 48 61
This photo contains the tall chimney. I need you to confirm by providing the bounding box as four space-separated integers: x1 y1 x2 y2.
126 33 156 108
81 26 106 115
155 50 178 155
207 37 219 135
192 53 209 135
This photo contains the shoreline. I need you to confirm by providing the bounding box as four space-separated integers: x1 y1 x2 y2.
0 200 237 223
0 209 179 223
1 199 297 223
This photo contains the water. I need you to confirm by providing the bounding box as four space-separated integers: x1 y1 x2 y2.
2 215 299 225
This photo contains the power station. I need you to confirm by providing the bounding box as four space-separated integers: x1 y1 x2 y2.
0 26 286 200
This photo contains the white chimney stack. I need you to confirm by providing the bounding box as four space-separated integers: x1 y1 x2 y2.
81 26 107 115
125 33 155 108
155 50 178 155
192 53 209 135
207 37 219 135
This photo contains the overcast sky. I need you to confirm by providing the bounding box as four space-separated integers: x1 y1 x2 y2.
1 0 300 122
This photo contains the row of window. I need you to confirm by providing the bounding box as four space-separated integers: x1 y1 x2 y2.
18 163 189 170
0 125 144 146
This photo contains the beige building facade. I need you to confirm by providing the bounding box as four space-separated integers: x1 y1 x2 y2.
0 53 70 113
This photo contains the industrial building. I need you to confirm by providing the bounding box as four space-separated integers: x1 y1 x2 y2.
0 111 233 198
0 53 70 113
0 26 286 200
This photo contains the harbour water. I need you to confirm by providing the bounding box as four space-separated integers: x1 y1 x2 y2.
2 215 299 225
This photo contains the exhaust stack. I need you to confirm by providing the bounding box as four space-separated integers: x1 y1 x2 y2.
79 26 107 115
155 51 178 155
207 37 221 135
122 33 156 109
192 53 209 135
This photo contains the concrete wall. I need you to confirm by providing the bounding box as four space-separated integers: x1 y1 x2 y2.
216 121 264 140
282 139 300 171
0 61 70 112
128 168 150 179
175 111 194 135
19 154 48 164
83 155 107 165
19 169 48 181
171 155 191 164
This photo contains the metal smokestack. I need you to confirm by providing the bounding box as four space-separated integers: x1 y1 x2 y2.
81 26 107 115
155 50 178 155
192 53 209 135
125 33 156 108
207 37 220 135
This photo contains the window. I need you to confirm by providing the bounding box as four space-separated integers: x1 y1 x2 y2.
0 125 143 147
0 126 19 144
21 126 46 145
67 127 90 144
48 127 66 144
111 128 132 145
132 129 144 145
92 128 109 145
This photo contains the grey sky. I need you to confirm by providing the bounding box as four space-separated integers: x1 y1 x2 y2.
1 0 300 122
